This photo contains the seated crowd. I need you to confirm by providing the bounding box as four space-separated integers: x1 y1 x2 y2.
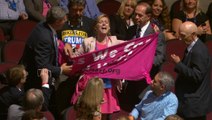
0 0 212 120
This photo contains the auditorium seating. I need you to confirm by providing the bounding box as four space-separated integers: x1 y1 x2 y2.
11 20 37 42
0 28 5 42
97 0 121 16
0 41 25 74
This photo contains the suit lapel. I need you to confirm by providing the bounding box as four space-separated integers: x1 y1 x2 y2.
143 24 155 37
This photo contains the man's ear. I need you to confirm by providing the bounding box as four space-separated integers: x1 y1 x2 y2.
160 84 165 90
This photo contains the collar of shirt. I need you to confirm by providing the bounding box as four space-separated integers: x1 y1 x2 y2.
187 37 198 52
48 24 57 35
140 21 150 37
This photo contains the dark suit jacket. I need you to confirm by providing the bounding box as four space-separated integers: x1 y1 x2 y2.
0 86 24 119
175 39 212 117
109 15 128 40
126 24 166 68
24 0 59 22
21 22 60 89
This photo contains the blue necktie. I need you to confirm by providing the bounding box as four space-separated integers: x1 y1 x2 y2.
54 35 58 66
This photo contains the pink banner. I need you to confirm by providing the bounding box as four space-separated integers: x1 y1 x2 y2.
69 33 158 83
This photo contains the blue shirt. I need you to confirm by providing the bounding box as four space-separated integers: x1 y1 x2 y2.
130 90 178 120
0 0 27 20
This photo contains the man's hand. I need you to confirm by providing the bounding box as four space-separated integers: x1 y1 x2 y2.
171 54 181 63
19 13 28 20
60 63 72 75
64 43 73 57
116 80 123 93
40 68 49 84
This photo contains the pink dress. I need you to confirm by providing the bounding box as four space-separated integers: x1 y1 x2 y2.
95 40 120 114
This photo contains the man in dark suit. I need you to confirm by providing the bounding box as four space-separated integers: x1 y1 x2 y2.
120 2 166 110
171 21 212 120
21 6 72 90
126 2 166 78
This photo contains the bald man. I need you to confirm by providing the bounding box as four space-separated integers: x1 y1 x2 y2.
171 21 212 120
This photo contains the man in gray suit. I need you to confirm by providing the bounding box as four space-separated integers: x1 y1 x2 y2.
122 2 166 109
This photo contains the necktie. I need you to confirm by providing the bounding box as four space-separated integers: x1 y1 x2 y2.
185 48 189 56
136 27 141 38
54 35 58 66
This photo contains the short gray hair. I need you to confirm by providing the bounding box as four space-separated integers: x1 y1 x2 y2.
157 71 175 91
46 6 66 24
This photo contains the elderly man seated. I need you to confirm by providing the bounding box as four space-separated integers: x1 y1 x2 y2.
129 71 178 120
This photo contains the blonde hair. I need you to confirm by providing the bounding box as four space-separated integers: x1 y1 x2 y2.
181 0 201 15
117 0 137 19
75 77 104 120
94 14 111 36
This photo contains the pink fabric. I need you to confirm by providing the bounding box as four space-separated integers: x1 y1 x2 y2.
58 40 70 65
96 42 107 50
69 33 158 82
71 74 91 104
42 1 51 17
101 83 120 113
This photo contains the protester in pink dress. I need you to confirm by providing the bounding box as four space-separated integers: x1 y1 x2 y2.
62 14 124 120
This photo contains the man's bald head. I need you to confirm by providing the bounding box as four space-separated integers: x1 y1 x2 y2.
179 21 198 45
180 21 198 35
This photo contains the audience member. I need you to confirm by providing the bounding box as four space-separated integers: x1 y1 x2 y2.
75 77 103 120
129 71 178 120
207 2 212 30
109 0 137 40
59 0 69 13
165 114 184 120
21 6 72 90
170 0 182 20
59 0 95 56
126 2 166 78
21 110 44 120
123 2 166 107
7 68 53 120
171 21 212 120
59 0 100 19
68 14 123 120
24 0 59 22
0 65 27 119
0 0 28 37
84 0 101 19
56 0 95 114
150 0 171 31
142 0 176 40
64 77 104 120
172 0 211 42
